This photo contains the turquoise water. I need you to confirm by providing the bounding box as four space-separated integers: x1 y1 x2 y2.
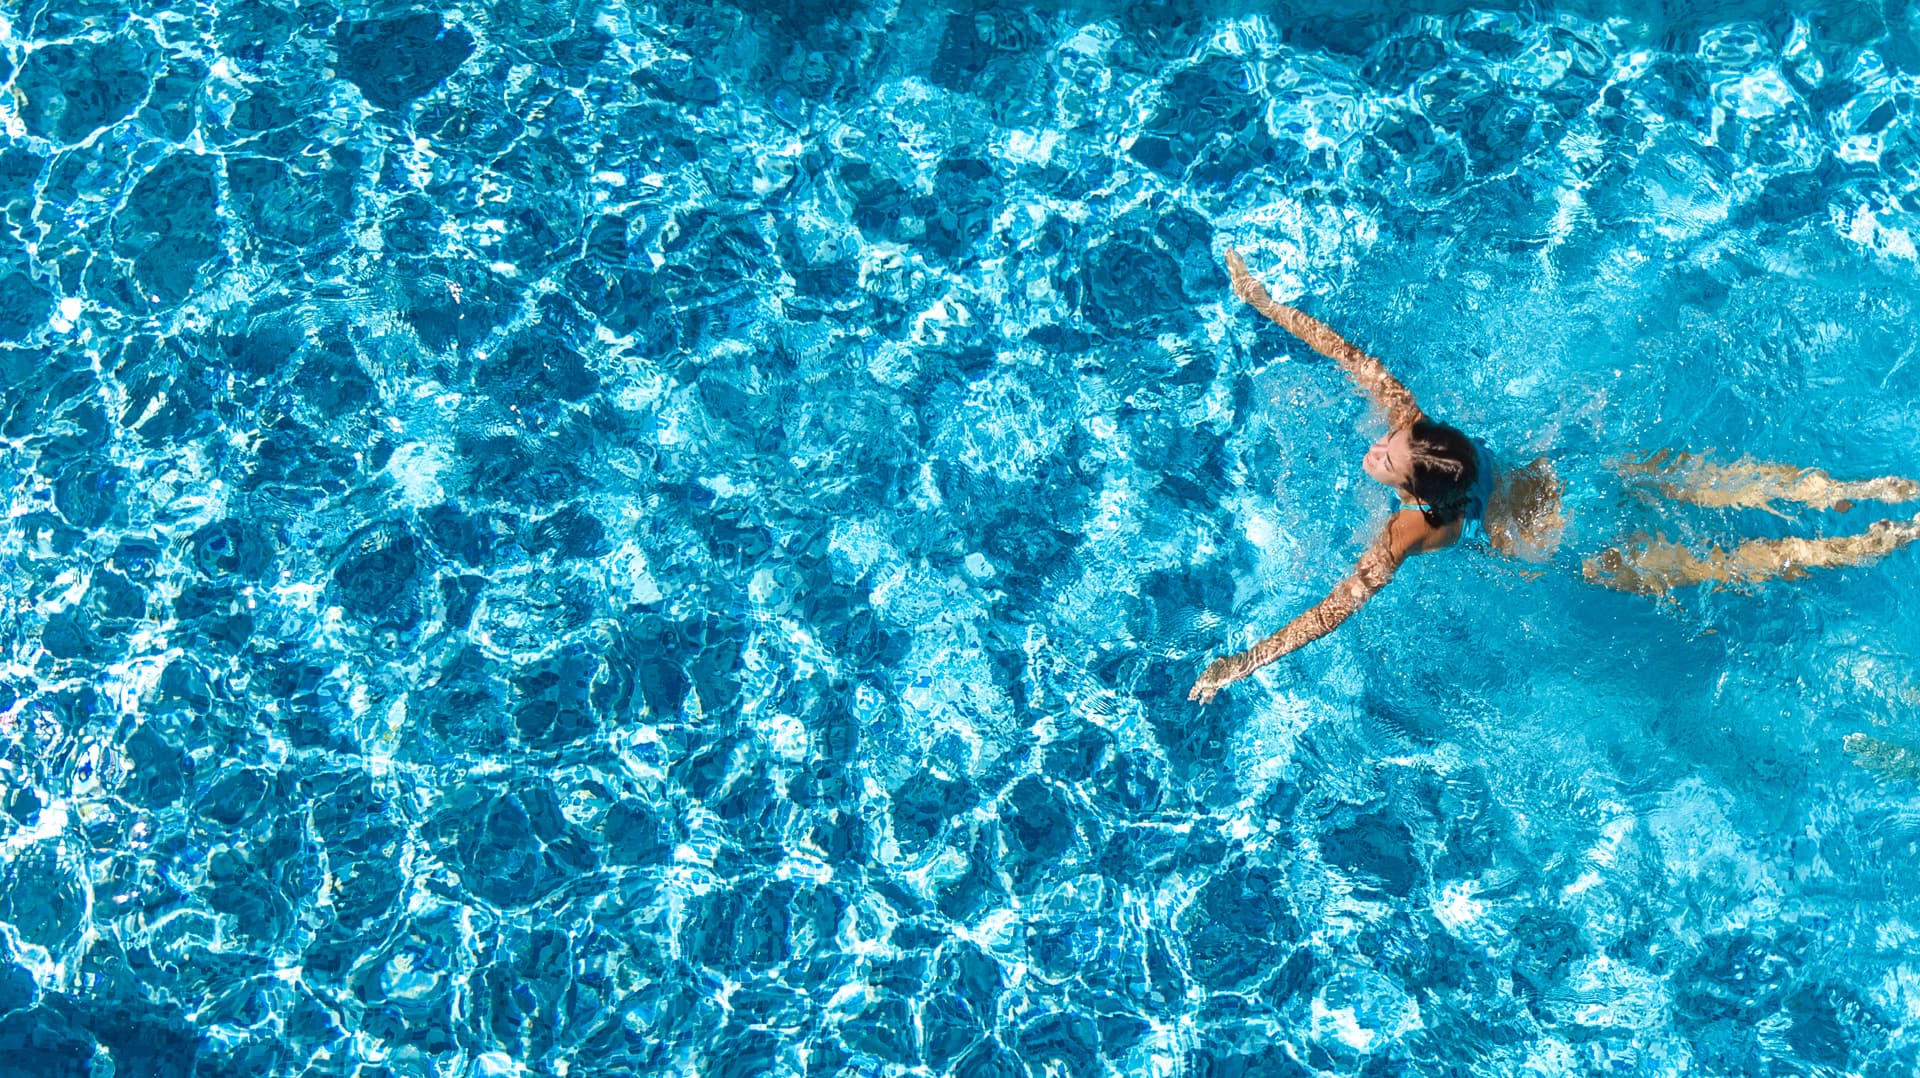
4 0 1920 1073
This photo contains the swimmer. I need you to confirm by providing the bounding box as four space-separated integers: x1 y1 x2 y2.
1188 249 1920 704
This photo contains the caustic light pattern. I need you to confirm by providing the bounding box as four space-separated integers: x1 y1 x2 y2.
4 0 1920 1075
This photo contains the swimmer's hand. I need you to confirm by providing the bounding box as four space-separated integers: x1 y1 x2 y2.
1187 657 1242 704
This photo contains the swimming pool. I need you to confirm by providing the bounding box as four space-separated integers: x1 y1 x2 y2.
3 0 1920 1072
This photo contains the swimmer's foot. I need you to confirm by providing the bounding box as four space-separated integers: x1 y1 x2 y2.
1614 451 1920 515
1843 731 1920 783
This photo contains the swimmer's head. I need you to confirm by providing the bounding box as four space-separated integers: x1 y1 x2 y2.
1362 420 1478 526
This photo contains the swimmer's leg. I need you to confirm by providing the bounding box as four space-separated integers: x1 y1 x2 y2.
1583 515 1920 595
1615 451 1920 515
1843 731 1920 783
1581 533 1731 595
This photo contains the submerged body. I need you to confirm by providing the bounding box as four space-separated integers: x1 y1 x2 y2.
1189 250 1920 705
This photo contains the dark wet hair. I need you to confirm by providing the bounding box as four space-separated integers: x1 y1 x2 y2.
1404 419 1478 527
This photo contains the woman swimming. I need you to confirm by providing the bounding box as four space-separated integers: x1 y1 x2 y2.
1188 249 1920 705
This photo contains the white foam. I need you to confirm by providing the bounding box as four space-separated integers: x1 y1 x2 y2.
762 711 809 762
383 442 452 506
50 296 82 333
2 801 67 856
1432 881 1486 931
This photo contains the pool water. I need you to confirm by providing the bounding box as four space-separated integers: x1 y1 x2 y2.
4 0 1920 1074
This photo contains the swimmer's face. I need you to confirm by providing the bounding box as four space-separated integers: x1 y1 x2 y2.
1363 427 1417 492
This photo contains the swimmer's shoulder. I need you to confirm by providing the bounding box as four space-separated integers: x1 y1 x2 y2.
1389 509 1462 558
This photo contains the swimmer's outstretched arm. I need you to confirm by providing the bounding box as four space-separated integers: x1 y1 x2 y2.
1225 248 1424 430
1189 512 1430 703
